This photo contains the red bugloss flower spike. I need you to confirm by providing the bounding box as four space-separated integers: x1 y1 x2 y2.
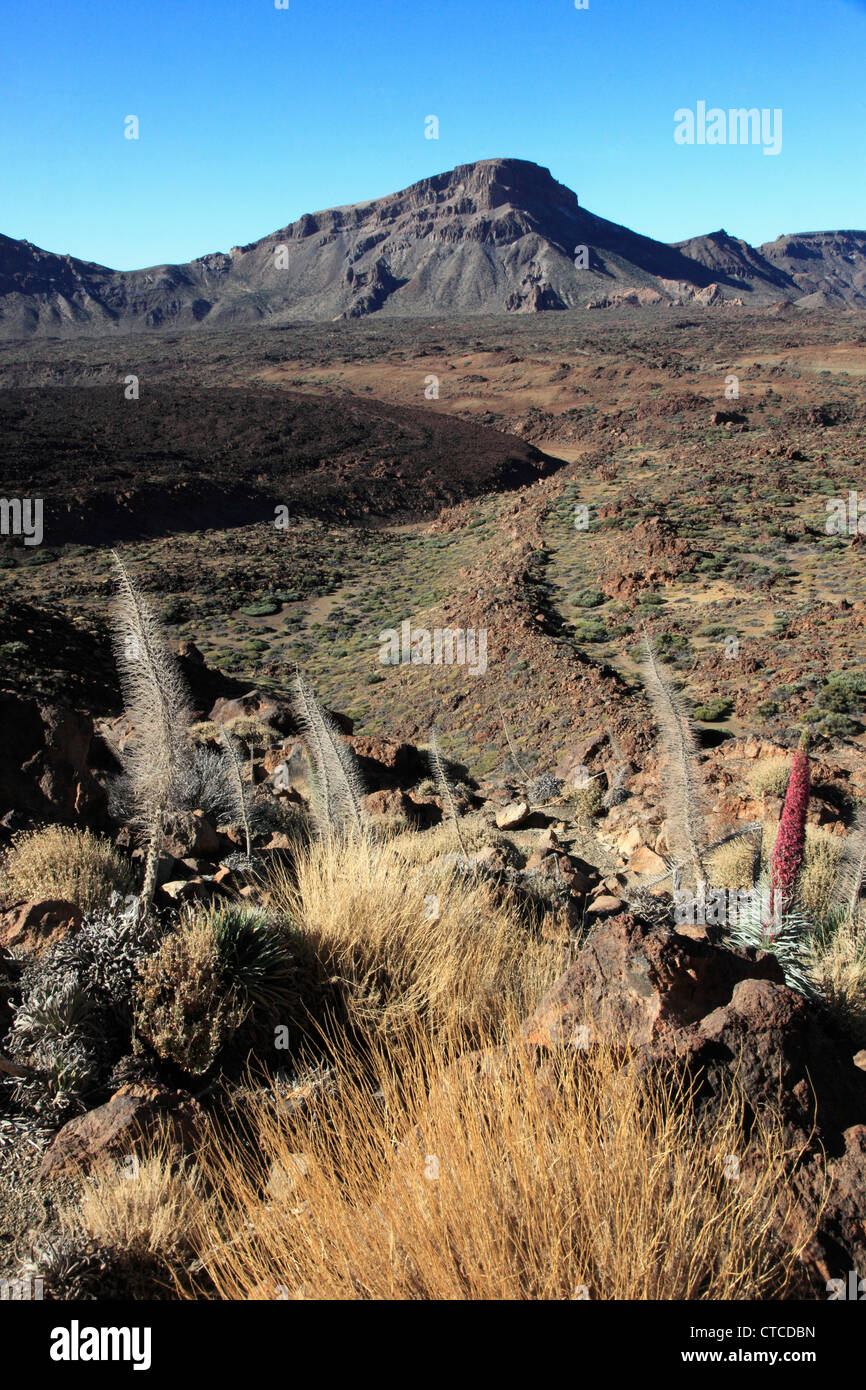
767 732 810 933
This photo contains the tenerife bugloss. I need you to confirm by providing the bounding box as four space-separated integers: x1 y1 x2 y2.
767 732 811 931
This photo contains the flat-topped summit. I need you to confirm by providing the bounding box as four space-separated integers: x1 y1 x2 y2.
1 159 864 338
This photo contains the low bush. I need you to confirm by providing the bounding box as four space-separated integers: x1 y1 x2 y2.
1 826 133 912
692 697 733 722
133 916 247 1075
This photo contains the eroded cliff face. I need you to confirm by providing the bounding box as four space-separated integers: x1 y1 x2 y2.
3 157 862 339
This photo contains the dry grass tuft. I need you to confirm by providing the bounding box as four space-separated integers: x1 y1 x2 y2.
706 834 757 890
61 1147 206 1264
748 758 792 798
808 914 866 1046
708 820 841 919
185 1022 804 1301
384 817 492 865
0 825 133 911
793 826 842 921
268 834 562 1038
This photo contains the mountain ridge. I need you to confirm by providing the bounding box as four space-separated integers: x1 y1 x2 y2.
1 157 864 338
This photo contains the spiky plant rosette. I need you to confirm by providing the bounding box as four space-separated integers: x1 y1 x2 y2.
727 876 815 997
4 897 166 1117
206 902 310 1014
767 731 810 929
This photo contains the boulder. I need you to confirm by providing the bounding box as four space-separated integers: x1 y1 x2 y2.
519 911 866 1288
0 694 107 827
210 690 352 738
161 810 221 859
0 899 83 956
586 894 623 916
38 1082 205 1180
495 800 530 830
363 788 419 822
628 846 667 876
520 912 783 1052
347 736 427 789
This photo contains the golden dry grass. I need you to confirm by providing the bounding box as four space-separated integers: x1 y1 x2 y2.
808 914 866 1045
0 825 133 911
60 1146 206 1264
748 758 792 798
384 817 492 864
795 826 843 921
707 820 841 921
706 834 757 889
269 834 563 1038
184 1022 804 1301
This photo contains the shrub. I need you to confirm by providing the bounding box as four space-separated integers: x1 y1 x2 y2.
706 836 756 890
566 780 604 820
692 697 733 722
7 906 165 1116
572 618 608 643
808 711 858 740
159 598 187 624
208 902 315 1014
8 979 103 1111
240 598 281 617
571 589 605 608
1 826 133 912
749 758 791 798
186 721 221 744
133 916 247 1075
755 700 779 719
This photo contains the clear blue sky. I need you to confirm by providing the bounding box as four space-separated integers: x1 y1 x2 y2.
3 0 864 269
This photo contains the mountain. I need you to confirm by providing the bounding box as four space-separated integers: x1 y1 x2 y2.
1 158 864 338
757 230 866 308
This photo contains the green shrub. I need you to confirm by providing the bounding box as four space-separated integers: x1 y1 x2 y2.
571 589 605 608
572 618 608 643
241 598 281 617
692 698 733 722
160 597 186 624
654 632 691 662
209 903 311 1013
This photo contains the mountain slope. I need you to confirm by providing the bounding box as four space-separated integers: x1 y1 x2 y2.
1 159 864 338
757 230 866 308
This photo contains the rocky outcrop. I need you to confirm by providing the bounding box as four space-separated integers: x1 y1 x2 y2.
520 912 866 1289
0 695 107 829
0 900 82 956
37 1082 205 1180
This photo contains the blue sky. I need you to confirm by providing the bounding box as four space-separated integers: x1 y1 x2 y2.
3 0 864 269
